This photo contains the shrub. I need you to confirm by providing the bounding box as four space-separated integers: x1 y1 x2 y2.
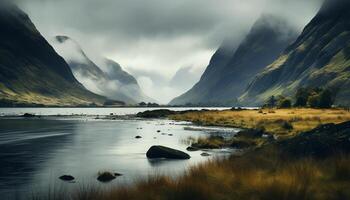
282 121 294 130
307 94 320 108
294 88 309 107
278 97 292 108
318 89 333 108
265 96 277 108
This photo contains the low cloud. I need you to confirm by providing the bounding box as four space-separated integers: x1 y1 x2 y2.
16 0 323 103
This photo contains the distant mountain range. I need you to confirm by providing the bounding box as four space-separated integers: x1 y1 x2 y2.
240 0 350 106
171 0 350 107
170 15 298 106
52 36 153 104
2 0 349 107
0 4 105 106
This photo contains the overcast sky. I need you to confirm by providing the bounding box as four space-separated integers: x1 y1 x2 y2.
17 0 322 103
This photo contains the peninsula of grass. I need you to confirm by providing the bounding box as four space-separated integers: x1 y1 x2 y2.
170 108 350 138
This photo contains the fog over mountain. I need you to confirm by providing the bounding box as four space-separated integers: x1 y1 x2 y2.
16 0 322 103
51 36 153 104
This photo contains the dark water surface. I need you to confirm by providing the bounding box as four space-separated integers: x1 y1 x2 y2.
0 108 239 199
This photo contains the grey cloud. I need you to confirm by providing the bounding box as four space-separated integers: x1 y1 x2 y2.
15 0 323 103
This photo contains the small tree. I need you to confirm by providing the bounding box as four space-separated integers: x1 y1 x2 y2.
294 88 309 107
278 97 292 108
266 96 277 108
318 89 333 108
308 94 320 108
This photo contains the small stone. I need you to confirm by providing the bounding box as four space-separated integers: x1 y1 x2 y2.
59 175 75 181
186 146 199 151
97 172 118 182
201 153 211 157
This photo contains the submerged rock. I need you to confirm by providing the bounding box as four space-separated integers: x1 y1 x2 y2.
201 152 211 157
186 146 200 152
146 145 190 159
59 175 75 181
22 113 35 118
97 171 121 182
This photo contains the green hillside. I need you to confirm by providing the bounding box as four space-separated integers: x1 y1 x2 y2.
240 0 350 106
0 4 105 106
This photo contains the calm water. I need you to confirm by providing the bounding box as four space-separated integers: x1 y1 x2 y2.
0 107 230 116
0 107 239 199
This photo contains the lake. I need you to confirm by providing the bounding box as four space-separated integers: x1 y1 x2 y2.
0 107 239 199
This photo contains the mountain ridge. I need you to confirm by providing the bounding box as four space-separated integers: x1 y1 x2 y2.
239 0 350 106
52 35 153 104
0 4 105 106
170 15 298 106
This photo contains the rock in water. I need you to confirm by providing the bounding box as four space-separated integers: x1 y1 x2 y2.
22 113 35 118
135 136 142 139
59 175 75 181
201 152 211 157
146 146 190 159
97 172 120 182
186 146 200 152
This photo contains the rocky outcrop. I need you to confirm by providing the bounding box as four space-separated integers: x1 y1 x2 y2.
277 121 350 158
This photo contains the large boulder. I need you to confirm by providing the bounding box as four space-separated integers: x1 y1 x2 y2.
146 145 190 159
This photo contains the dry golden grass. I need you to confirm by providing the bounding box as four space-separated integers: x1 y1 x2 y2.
170 108 350 137
36 149 350 200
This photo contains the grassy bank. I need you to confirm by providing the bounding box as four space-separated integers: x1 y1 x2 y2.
35 148 350 200
170 108 350 137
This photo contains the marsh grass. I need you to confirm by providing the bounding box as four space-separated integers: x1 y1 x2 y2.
34 149 350 200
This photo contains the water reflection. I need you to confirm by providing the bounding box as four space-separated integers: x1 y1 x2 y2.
0 117 238 199
0 119 76 198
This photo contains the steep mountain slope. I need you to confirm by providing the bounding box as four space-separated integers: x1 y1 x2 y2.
240 0 350 106
170 15 298 106
52 36 152 104
0 4 105 106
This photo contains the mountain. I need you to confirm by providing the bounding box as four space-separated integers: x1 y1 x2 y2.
169 66 203 95
240 0 350 106
52 36 152 104
0 4 105 106
170 15 298 106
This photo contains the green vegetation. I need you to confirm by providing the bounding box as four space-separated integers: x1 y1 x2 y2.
239 2 350 107
264 87 335 110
